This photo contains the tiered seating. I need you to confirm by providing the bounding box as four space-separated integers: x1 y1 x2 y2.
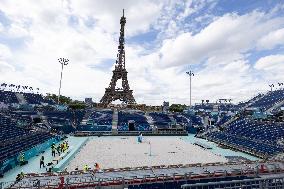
0 90 56 105
44 110 85 133
0 114 28 141
89 110 113 126
0 91 19 104
0 113 52 165
77 110 112 132
149 112 171 128
173 114 188 124
238 93 263 108
182 114 203 126
206 117 284 157
206 131 284 157
215 114 231 126
226 118 284 144
73 110 85 126
43 98 55 104
0 132 52 164
118 111 150 131
249 89 284 110
22 93 45 104
44 111 72 125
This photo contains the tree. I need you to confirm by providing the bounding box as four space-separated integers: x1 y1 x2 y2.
69 103 86 110
169 104 187 112
46 94 72 104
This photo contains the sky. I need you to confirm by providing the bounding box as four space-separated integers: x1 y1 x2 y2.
0 0 284 105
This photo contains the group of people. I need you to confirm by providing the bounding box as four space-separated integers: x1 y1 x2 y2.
15 141 70 181
75 163 101 172
51 141 69 157
39 141 69 170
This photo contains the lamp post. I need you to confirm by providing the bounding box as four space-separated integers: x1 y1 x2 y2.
186 70 194 107
269 84 274 92
58 58 69 104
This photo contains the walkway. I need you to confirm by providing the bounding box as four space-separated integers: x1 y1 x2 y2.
8 161 284 188
0 136 87 183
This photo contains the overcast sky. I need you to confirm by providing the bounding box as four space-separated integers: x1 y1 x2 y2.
0 0 284 105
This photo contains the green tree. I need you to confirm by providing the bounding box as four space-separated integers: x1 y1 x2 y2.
45 93 86 109
46 93 72 104
169 104 187 112
69 102 86 110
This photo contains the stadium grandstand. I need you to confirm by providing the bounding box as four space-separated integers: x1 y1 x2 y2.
0 82 283 188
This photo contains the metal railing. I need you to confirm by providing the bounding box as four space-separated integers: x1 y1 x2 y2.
181 176 284 189
3 161 284 189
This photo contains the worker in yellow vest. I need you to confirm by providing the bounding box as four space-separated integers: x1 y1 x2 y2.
64 142 67 152
19 152 25 166
83 164 89 172
16 171 25 181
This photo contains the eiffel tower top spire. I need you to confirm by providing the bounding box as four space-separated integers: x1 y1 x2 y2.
116 9 126 70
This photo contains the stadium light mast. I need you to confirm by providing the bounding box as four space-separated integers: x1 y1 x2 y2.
186 70 194 107
58 58 69 104
269 84 274 92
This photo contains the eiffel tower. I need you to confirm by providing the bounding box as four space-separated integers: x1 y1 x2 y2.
100 10 136 105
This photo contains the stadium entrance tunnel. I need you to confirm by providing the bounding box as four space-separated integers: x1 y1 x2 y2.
33 117 42 124
128 121 135 131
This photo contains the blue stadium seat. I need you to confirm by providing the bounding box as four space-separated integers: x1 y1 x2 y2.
118 111 151 131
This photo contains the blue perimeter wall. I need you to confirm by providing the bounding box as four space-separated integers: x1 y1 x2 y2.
1 136 61 173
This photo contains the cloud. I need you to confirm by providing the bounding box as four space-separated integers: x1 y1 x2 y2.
257 28 284 49
255 54 284 71
0 61 14 73
0 44 12 59
158 11 284 68
254 54 284 85
70 0 162 36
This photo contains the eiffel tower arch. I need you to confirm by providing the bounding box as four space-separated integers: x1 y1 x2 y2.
100 10 136 105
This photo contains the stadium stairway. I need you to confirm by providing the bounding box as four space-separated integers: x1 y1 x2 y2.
41 116 52 131
266 98 284 113
180 115 191 125
112 109 118 133
169 114 176 125
221 116 239 128
145 112 155 131
15 93 27 104
79 109 93 126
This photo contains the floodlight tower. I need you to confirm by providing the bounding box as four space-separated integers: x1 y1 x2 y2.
58 58 69 104
186 70 194 107
269 84 274 92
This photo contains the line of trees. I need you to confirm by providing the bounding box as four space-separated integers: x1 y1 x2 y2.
46 93 86 110
169 104 187 112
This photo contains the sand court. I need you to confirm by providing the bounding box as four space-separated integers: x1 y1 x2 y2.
66 136 228 171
